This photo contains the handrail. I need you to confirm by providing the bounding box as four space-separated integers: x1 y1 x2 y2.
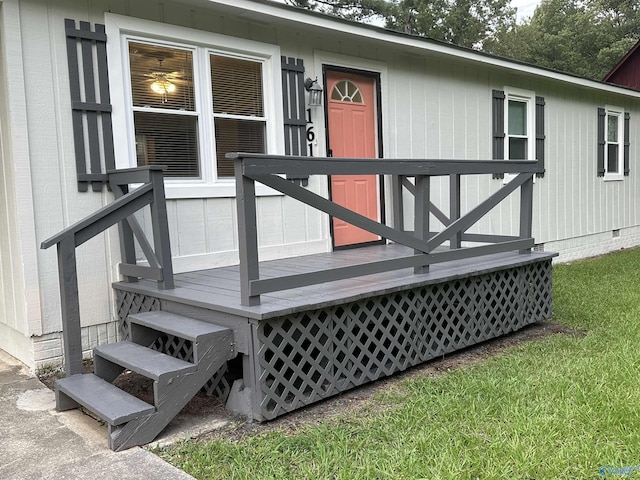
230 153 537 306
234 154 538 176
40 183 153 249
40 166 173 376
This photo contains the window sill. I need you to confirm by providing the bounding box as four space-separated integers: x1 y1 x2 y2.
502 172 536 184
603 174 624 182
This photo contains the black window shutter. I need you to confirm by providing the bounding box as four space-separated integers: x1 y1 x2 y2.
281 56 309 186
597 107 606 177
624 112 630 176
492 89 505 179
65 19 115 192
535 96 545 178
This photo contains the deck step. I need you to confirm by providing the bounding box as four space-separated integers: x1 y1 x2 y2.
128 311 228 342
56 374 155 426
94 341 197 381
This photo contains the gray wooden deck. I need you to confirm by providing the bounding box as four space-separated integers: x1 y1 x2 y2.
44 155 553 435
113 243 556 421
114 243 557 321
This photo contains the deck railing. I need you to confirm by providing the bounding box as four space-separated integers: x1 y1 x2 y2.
41 166 173 375
231 153 539 306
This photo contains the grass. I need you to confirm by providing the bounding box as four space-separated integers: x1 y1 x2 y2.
156 248 640 479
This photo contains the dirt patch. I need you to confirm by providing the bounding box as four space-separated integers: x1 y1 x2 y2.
38 321 581 442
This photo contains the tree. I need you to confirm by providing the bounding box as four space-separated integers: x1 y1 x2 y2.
485 0 640 80
283 0 392 22
284 0 517 49
388 0 517 48
285 0 640 79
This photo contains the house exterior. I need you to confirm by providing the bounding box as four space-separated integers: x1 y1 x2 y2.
2 0 640 374
604 39 640 91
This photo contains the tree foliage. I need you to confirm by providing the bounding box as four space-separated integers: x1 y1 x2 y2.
285 0 640 80
383 0 516 48
284 0 517 49
485 0 640 80
283 0 391 22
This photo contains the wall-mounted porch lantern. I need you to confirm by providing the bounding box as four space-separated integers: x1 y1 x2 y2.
304 77 323 107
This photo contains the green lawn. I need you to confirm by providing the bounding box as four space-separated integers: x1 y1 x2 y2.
156 248 640 479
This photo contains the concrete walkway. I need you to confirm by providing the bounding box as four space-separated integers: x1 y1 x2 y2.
0 351 196 480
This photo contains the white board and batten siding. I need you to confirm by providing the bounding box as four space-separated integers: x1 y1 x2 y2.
140 176 328 273
103 9 331 272
1 0 55 365
4 0 640 367
0 0 335 367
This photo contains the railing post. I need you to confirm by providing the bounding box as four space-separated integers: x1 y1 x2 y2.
414 174 430 274
235 157 261 306
519 173 534 253
391 174 404 231
115 184 138 283
149 169 174 289
449 173 461 249
57 236 83 376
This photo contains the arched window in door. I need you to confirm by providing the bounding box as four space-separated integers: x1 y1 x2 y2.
331 80 364 103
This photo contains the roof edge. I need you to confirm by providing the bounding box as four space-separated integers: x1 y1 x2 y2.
211 0 640 99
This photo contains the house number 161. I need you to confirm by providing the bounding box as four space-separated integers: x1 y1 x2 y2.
306 108 316 156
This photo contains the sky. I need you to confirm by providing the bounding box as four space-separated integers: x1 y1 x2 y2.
512 0 542 22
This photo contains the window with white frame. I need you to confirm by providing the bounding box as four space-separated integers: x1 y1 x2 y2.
210 54 266 177
492 88 545 179
597 105 630 180
605 106 623 178
505 90 535 161
106 14 283 197
129 42 200 178
128 42 267 179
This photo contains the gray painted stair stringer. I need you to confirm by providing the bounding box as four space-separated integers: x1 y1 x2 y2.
109 327 235 451
54 311 235 451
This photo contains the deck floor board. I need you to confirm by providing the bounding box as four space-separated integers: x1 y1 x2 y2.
114 244 555 320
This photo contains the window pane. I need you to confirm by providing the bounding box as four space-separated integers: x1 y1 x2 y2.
508 100 527 135
509 137 527 160
129 42 195 111
331 80 364 103
211 55 263 116
608 144 619 173
608 114 619 143
215 118 265 177
134 112 199 178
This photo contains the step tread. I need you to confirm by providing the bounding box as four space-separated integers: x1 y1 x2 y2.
56 374 155 426
128 311 229 342
94 341 197 380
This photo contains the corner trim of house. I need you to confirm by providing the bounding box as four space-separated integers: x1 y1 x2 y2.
0 323 35 370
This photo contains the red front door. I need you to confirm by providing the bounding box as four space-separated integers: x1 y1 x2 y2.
326 70 381 248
